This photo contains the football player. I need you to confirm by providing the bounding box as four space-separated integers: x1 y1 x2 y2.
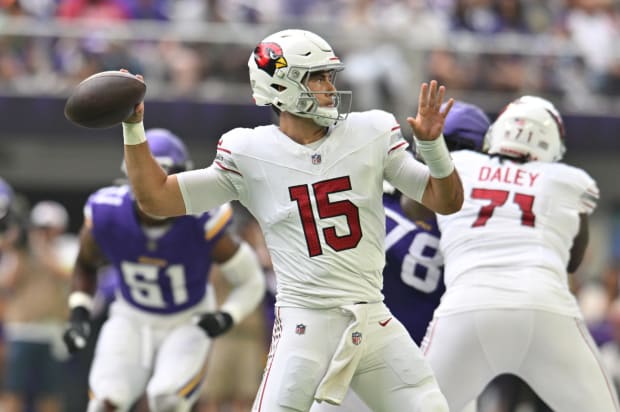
119 29 462 412
62 129 266 412
420 96 620 411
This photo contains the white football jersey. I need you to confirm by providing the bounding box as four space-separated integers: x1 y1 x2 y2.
178 110 430 309
435 150 599 317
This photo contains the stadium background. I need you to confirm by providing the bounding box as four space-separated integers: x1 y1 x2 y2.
0 0 619 410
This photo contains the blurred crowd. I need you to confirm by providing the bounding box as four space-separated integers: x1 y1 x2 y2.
0 0 619 112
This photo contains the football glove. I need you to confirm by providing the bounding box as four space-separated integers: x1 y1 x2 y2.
196 311 234 338
63 306 92 354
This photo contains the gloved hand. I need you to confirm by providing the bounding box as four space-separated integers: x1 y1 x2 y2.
196 311 234 338
63 306 92 354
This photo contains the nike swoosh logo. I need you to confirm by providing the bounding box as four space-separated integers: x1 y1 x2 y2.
379 317 393 327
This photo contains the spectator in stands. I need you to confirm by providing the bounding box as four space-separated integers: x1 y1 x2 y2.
56 0 128 20
2 200 78 412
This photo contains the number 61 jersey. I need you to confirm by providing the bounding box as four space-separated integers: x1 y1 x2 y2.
85 185 232 314
435 150 599 318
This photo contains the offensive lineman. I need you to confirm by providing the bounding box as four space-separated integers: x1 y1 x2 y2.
420 97 619 411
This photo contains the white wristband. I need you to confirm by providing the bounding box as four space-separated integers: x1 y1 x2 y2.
414 135 455 179
68 291 94 312
123 121 147 145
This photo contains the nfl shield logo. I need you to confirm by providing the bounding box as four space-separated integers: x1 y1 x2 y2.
295 324 306 335
311 153 322 165
351 331 362 346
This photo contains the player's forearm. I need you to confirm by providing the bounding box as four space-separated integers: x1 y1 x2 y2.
413 134 463 214
219 242 266 323
70 259 99 296
423 171 463 215
123 122 184 217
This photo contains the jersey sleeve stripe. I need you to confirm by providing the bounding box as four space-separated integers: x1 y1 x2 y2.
205 205 233 240
214 161 242 176
217 147 232 154
388 141 408 154
391 125 401 131
585 188 599 199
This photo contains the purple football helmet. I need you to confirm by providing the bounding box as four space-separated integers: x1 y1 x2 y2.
441 101 490 152
121 128 193 176
0 177 15 235
0 177 14 221
146 128 193 174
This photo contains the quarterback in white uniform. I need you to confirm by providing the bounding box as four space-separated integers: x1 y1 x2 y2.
119 30 463 412
421 97 619 411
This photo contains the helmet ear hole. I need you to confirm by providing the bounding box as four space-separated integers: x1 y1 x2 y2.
270 84 286 92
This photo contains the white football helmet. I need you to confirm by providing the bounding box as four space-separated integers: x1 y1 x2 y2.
248 29 352 127
510 95 565 138
487 97 566 162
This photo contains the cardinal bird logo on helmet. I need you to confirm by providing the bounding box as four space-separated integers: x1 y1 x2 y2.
253 42 287 76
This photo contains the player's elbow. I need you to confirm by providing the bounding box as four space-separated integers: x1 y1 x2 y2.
135 196 159 216
135 193 174 218
425 181 464 215
133 176 186 218
441 190 464 215
434 194 463 215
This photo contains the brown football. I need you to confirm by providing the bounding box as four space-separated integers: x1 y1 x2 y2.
64 71 146 129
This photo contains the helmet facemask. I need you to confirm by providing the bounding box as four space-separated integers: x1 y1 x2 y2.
288 67 352 127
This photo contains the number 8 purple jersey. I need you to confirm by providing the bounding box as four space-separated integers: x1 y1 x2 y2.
85 185 232 314
382 192 444 345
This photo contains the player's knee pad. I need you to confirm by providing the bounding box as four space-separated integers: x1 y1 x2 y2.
382 336 434 385
278 356 323 411
147 393 193 412
412 384 449 412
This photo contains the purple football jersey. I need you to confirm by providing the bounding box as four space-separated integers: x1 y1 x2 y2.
86 185 231 314
382 193 445 344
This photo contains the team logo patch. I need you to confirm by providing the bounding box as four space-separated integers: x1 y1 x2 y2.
311 154 322 165
253 42 287 76
295 324 306 335
352 331 362 346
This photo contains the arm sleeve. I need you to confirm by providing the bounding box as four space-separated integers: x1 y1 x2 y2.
384 149 430 203
177 166 239 216
218 242 266 324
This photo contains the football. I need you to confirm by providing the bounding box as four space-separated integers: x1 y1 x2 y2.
64 71 146 129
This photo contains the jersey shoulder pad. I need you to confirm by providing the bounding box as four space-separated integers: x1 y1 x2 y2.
84 185 131 229
217 126 268 154
86 185 131 208
548 163 599 213
348 110 400 134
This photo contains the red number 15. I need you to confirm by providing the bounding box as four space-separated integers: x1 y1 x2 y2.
289 176 362 257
